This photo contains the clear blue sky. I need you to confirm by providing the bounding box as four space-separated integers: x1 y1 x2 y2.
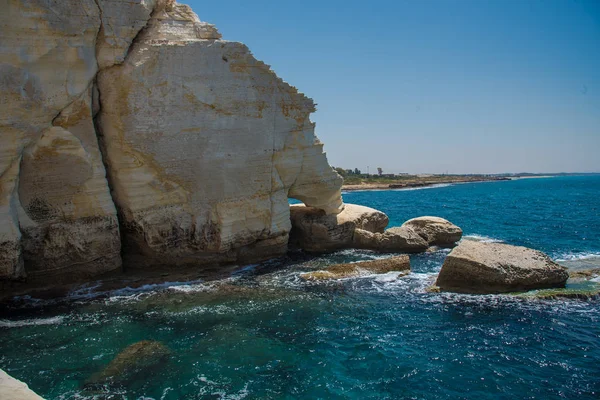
184 0 600 174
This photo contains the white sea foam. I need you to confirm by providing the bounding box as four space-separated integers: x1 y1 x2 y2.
462 234 504 243
67 282 103 300
342 183 454 194
554 252 600 262
107 279 207 298
0 316 64 328
373 271 406 282
391 183 454 191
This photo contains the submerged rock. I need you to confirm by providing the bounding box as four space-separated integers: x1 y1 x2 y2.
290 203 388 252
301 255 410 281
401 216 462 247
86 340 171 387
436 241 569 294
568 268 600 280
0 369 44 400
516 281 600 300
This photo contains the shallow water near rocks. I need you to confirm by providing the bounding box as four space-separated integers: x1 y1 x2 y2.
1 176 599 399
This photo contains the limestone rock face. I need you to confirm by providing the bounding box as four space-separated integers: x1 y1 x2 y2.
353 227 429 253
289 204 388 252
95 0 158 69
436 241 569 293
0 0 120 280
0 0 343 282
0 369 44 400
301 255 410 281
95 3 343 267
401 216 462 247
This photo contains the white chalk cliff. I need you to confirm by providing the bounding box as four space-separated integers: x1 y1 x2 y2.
0 0 343 282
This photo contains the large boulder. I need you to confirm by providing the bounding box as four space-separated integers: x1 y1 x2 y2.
353 227 429 253
436 241 569 293
289 204 388 252
401 216 462 247
301 255 410 281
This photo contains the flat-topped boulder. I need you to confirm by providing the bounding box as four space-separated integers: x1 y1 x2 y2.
301 255 410 281
436 241 569 293
289 203 388 252
401 216 462 247
353 227 429 253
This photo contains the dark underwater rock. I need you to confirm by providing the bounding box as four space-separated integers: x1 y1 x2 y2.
85 340 171 387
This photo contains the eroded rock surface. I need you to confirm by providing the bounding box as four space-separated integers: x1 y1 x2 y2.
289 204 388 252
401 216 462 247
0 0 343 283
353 226 429 253
301 255 410 281
96 2 343 267
436 241 569 294
0 0 119 280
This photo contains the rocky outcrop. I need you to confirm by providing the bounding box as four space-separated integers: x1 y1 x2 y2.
401 216 462 247
289 204 388 252
353 227 429 253
1 0 119 281
301 255 410 281
0 0 343 283
289 206 462 254
95 2 343 268
435 241 569 293
0 369 44 400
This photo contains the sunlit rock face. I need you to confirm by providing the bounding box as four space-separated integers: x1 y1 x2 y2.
96 2 343 267
0 0 119 280
0 0 343 281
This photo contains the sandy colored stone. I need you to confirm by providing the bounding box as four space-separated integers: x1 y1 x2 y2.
353 226 429 253
289 204 388 252
401 216 462 246
95 0 159 69
18 90 121 279
0 369 44 400
1 0 344 281
301 255 410 281
0 0 122 280
96 2 342 267
436 241 569 294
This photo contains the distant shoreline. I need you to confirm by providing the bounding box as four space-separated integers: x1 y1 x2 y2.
341 175 556 192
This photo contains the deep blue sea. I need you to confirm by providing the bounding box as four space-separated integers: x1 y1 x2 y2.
1 175 599 399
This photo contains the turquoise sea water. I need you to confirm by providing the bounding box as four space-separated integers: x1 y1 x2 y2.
1 175 599 399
